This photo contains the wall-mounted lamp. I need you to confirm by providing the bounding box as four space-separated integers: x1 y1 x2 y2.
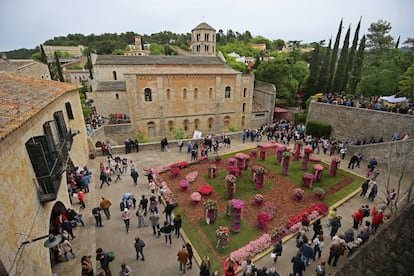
19 234 62 249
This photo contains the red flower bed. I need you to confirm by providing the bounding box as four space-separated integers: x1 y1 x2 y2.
198 184 214 196
170 161 189 168
256 213 270 229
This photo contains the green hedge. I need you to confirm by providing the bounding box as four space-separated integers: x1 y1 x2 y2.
306 120 332 138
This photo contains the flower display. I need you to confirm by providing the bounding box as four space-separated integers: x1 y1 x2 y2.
256 213 270 229
170 167 180 178
179 180 189 190
185 171 198 182
216 226 230 240
253 194 264 206
190 192 201 204
229 234 271 264
261 202 276 220
235 153 250 160
313 187 325 195
270 226 290 243
198 184 214 196
203 199 218 211
231 199 245 210
293 188 305 201
214 155 222 161
170 161 189 168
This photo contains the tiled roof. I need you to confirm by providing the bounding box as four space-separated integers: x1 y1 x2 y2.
95 55 224 66
252 100 270 112
0 72 77 140
192 22 216 31
124 67 238 75
96 81 127 91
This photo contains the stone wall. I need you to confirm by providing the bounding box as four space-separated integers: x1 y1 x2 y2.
307 102 413 142
336 202 414 276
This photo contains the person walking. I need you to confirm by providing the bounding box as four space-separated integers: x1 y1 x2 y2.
119 263 132 276
92 207 104 227
100 196 112 220
271 240 283 263
81 255 94 276
59 239 77 261
130 169 139 186
360 179 370 197
186 243 194 269
327 241 346 267
386 188 397 206
199 257 211 276
163 201 174 224
312 234 325 260
99 170 111 188
330 216 342 239
173 214 182 238
136 208 148 228
299 241 314 266
368 182 378 201
290 252 306 276
78 190 86 209
122 208 131 233
311 219 322 241
134 236 145 261
160 220 173 246
96 248 111 276
139 195 149 216
149 212 161 237
114 164 122 182
177 244 189 274
315 260 326 276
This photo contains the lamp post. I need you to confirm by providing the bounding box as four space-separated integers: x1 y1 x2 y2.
19 234 62 249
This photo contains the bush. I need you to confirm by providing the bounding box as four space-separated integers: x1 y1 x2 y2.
136 132 150 143
294 113 307 125
305 121 332 138
228 126 239 132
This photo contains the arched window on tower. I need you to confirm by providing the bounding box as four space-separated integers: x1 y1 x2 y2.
242 103 246 112
194 88 198 100
144 88 152 102
183 88 187 100
209 88 213 99
243 88 247 97
166 89 171 101
225 86 231 99
112 71 117 80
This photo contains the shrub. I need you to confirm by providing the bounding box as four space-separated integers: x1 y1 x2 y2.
305 121 332 139
136 132 149 143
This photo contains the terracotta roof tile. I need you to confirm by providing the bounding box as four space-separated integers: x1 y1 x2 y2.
0 72 77 141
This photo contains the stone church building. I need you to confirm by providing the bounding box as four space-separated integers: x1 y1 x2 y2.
88 22 275 139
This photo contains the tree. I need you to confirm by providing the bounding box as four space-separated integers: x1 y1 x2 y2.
273 39 285 51
348 35 366 93
316 39 332 93
399 63 414 98
343 18 361 93
403 37 414 48
292 61 310 90
328 19 343 92
149 43 165 55
366 19 394 61
304 42 323 100
54 51 65 82
332 25 351 92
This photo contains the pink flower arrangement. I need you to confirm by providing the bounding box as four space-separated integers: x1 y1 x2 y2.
198 184 214 196
229 234 271 263
185 171 198 182
216 226 230 241
231 199 245 210
190 192 201 204
170 161 189 168
235 153 250 160
179 180 189 190
261 202 276 220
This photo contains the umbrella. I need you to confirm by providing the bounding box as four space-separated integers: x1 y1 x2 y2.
123 193 131 199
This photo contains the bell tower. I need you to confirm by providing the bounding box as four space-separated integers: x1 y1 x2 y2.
191 22 216 56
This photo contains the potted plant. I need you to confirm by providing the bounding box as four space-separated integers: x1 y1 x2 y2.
293 188 305 201
198 184 214 196
254 194 264 206
313 187 325 200
179 180 189 191
256 213 270 229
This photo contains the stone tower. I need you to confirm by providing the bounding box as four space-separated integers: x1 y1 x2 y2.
191 22 216 56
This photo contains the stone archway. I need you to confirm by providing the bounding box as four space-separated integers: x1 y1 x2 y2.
50 201 68 266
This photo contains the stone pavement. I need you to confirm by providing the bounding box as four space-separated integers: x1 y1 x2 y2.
52 137 411 276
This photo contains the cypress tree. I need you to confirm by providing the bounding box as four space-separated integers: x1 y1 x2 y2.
348 35 366 93
328 19 343 92
304 42 322 100
39 45 48 64
395 36 400 48
343 18 361 93
332 25 351 92
316 39 332 93
54 51 65 82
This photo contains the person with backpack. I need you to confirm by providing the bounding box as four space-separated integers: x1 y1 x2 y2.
96 248 112 276
315 260 326 276
272 240 283 263
134 236 145 261
119 263 131 276
92 207 103 227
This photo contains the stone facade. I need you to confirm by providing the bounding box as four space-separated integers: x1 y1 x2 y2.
191 22 216 56
0 58 50 79
0 72 89 275
337 203 414 276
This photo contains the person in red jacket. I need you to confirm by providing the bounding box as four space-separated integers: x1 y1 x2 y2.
77 190 85 209
352 209 364 229
371 210 384 232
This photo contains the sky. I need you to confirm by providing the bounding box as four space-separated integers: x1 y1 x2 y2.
1 0 413 52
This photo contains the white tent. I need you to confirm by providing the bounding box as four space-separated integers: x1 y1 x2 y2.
379 95 408 103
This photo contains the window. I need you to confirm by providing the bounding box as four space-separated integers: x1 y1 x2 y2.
242 103 246 112
196 45 201 53
196 33 201 41
183 88 187 100
205 45 209 52
209 88 213 99
183 120 189 131
194 119 200 130
255 113 265 117
54 111 68 143
205 33 209 41
168 120 174 133
166 89 171 101
65 102 74 120
243 88 247 98
144 88 152 102
194 88 198 100
115 93 119 100
208 118 214 130
225 86 231 98
112 71 117 80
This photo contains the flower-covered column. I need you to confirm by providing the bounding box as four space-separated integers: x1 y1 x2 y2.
330 157 341 176
225 174 237 199
230 199 244 232
294 141 303 161
204 199 218 224
313 164 324 182
302 148 313 170
216 226 230 249
208 164 217 178
282 152 292 175
303 173 314 188
260 150 267 161
276 146 284 165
